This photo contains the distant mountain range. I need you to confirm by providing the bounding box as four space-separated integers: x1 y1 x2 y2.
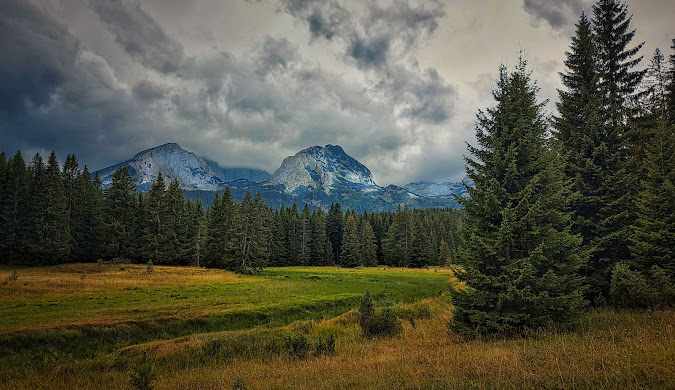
94 143 467 211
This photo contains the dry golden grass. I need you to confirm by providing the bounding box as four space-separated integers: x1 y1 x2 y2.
0 263 256 300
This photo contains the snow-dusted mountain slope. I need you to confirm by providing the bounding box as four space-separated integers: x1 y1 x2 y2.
268 145 377 193
95 143 224 191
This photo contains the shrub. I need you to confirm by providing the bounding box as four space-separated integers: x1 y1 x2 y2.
146 260 154 274
359 291 402 338
285 333 310 358
232 376 248 390
129 353 156 390
314 333 336 355
10 270 18 281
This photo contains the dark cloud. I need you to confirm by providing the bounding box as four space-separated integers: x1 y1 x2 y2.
253 36 299 75
91 0 184 73
522 0 586 30
0 1 80 113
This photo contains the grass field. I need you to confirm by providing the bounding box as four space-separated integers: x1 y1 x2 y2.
1 264 673 389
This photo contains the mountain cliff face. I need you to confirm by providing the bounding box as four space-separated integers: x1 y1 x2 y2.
95 143 223 191
96 143 465 211
268 145 377 193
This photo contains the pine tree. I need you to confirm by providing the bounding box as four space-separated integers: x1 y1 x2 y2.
383 205 413 267
142 172 168 264
103 166 137 259
25 152 71 265
165 178 186 265
439 240 453 267
359 219 377 267
450 59 585 338
589 0 646 302
0 152 28 263
310 208 333 265
299 204 312 265
227 192 269 273
554 12 603 256
326 203 344 260
409 217 433 268
204 187 234 269
340 214 361 268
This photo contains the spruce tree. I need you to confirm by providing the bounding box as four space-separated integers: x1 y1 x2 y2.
383 205 413 267
299 204 312 265
310 208 333 265
439 240 453 267
103 166 137 259
450 59 585 338
227 192 269 273
25 152 71 264
590 0 646 302
0 152 28 263
326 203 344 260
340 214 361 268
554 12 603 255
204 187 234 269
409 217 433 268
142 172 168 264
360 219 377 266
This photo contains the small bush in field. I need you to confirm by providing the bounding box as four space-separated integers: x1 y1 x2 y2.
314 333 336 355
359 290 402 338
232 376 248 390
285 333 310 358
10 270 18 281
129 353 156 390
146 260 154 274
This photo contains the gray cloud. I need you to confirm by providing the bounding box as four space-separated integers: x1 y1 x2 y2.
522 0 586 30
91 0 184 73
0 1 80 113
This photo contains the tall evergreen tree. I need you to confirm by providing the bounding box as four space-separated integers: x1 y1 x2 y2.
450 59 585 338
554 12 603 256
326 203 344 260
227 192 269 273
299 204 312 265
0 151 28 263
340 214 361 268
360 219 377 266
589 0 646 302
409 217 433 268
103 166 137 259
310 208 333 265
142 172 168 263
204 187 234 269
383 205 413 267
25 152 71 264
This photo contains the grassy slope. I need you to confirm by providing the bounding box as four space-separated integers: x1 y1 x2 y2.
0 265 450 372
1 265 673 389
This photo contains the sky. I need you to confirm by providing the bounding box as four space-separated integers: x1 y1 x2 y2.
1 0 673 186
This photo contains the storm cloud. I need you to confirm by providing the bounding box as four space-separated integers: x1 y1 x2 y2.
1 0 672 185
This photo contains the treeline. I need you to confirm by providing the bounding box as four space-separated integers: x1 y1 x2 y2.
0 154 463 271
450 0 674 339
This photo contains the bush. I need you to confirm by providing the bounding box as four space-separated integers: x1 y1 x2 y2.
359 291 402 338
232 376 248 390
146 260 154 274
10 270 18 281
313 333 336 355
129 353 156 390
284 333 310 358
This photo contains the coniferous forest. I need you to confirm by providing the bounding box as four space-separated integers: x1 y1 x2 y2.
0 155 464 272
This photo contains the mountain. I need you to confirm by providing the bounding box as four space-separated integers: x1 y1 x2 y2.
95 143 223 191
94 143 269 191
268 145 377 193
96 143 465 211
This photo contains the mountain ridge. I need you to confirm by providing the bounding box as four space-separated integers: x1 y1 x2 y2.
94 143 465 211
